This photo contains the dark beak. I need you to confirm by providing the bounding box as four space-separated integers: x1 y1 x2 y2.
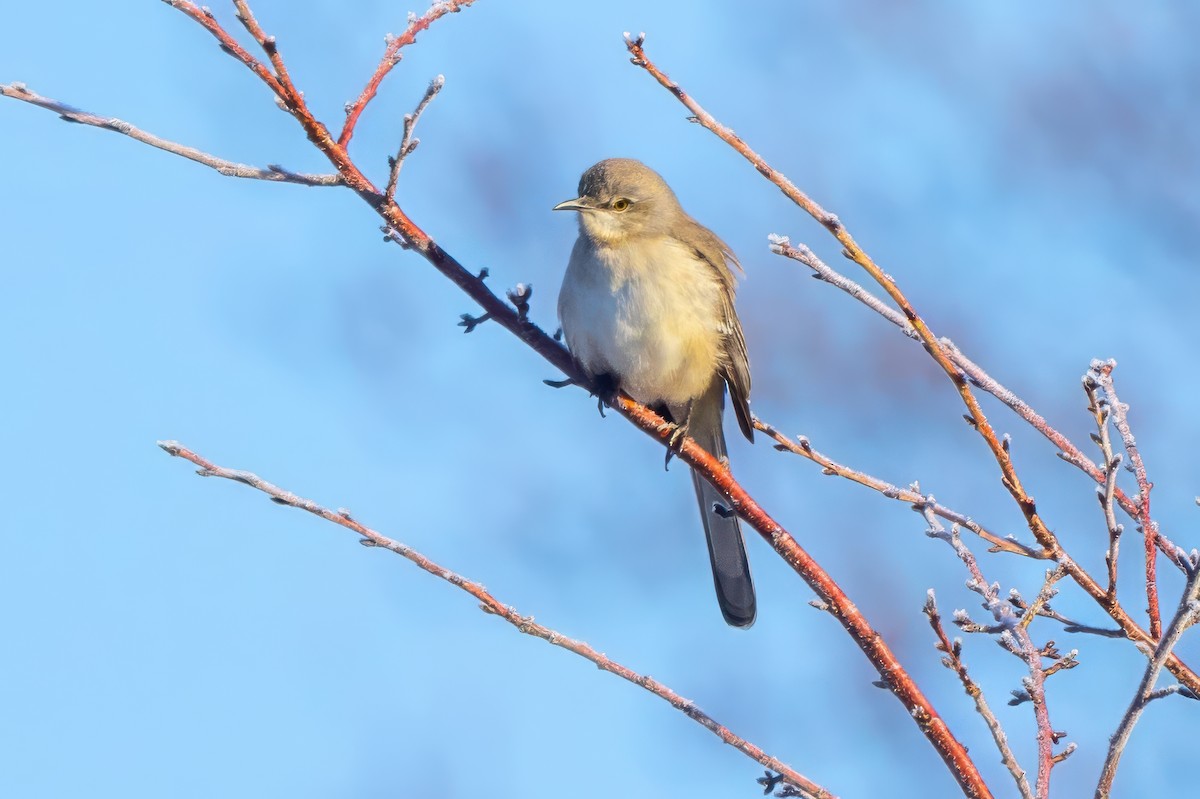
552 197 592 212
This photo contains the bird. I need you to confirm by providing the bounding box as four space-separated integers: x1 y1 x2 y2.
553 158 756 628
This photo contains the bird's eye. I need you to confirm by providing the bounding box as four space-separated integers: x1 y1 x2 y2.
611 198 631 212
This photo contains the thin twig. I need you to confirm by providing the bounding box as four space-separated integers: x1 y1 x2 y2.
924 591 1033 799
923 508 1069 799
623 37 1200 693
0 83 342 186
338 0 476 147
1084 374 1125 603
232 0 302 106
160 1 288 102
385 75 444 202
155 441 834 799
1091 360 1163 640
1095 567 1200 798
757 421 1042 558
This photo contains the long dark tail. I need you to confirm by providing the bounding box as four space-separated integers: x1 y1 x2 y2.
688 380 756 628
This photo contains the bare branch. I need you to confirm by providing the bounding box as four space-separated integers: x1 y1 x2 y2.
339 0 476 147
0 83 342 186
155 441 835 799
386 75 445 203
758 421 1043 558
922 508 1070 799
160 1 289 103
1096 570 1200 798
232 0 302 107
924 591 1033 799
1083 374 1125 602
1090 360 1163 639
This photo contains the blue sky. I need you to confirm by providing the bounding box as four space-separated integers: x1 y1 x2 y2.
3 2 1198 797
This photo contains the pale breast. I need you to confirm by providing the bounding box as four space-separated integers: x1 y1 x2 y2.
557 235 725 406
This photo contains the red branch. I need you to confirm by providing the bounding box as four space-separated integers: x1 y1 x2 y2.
338 0 476 147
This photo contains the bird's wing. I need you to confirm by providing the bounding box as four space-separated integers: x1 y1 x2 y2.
678 216 754 443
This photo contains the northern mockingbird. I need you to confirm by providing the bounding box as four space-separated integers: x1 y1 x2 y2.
554 158 756 628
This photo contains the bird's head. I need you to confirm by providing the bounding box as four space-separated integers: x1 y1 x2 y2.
553 158 681 245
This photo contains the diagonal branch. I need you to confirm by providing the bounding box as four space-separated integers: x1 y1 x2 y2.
161 0 288 101
619 38 1199 693
338 0 476 147
924 591 1033 799
771 237 1187 574
1095 565 1200 798
924 508 1071 799
155 441 835 799
758 421 1042 558
0 83 342 186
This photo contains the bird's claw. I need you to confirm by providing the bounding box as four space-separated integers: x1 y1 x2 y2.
664 422 688 471
588 373 618 419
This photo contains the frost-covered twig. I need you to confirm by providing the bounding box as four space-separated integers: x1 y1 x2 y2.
1089 360 1163 640
767 238 1185 569
1083 373 1125 603
758 421 1040 558
924 591 1033 799
0 83 341 186
385 75 444 202
155 441 834 799
1096 565 1200 799
923 507 1072 799
339 0 476 147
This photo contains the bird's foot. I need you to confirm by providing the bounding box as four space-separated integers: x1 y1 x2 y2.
543 377 576 389
663 420 689 471
589 373 618 418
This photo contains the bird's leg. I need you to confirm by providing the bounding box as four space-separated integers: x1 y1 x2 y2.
590 373 618 418
662 400 693 471
544 372 618 419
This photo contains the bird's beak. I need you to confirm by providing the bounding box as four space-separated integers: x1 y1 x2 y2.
552 197 592 212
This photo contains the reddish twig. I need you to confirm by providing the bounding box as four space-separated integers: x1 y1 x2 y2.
155 441 835 799
1095 564 1200 798
924 591 1033 799
757 421 1042 558
1090 360 1163 640
232 0 302 105
161 1 288 101
619 38 1199 692
0 83 341 186
338 1 476 147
